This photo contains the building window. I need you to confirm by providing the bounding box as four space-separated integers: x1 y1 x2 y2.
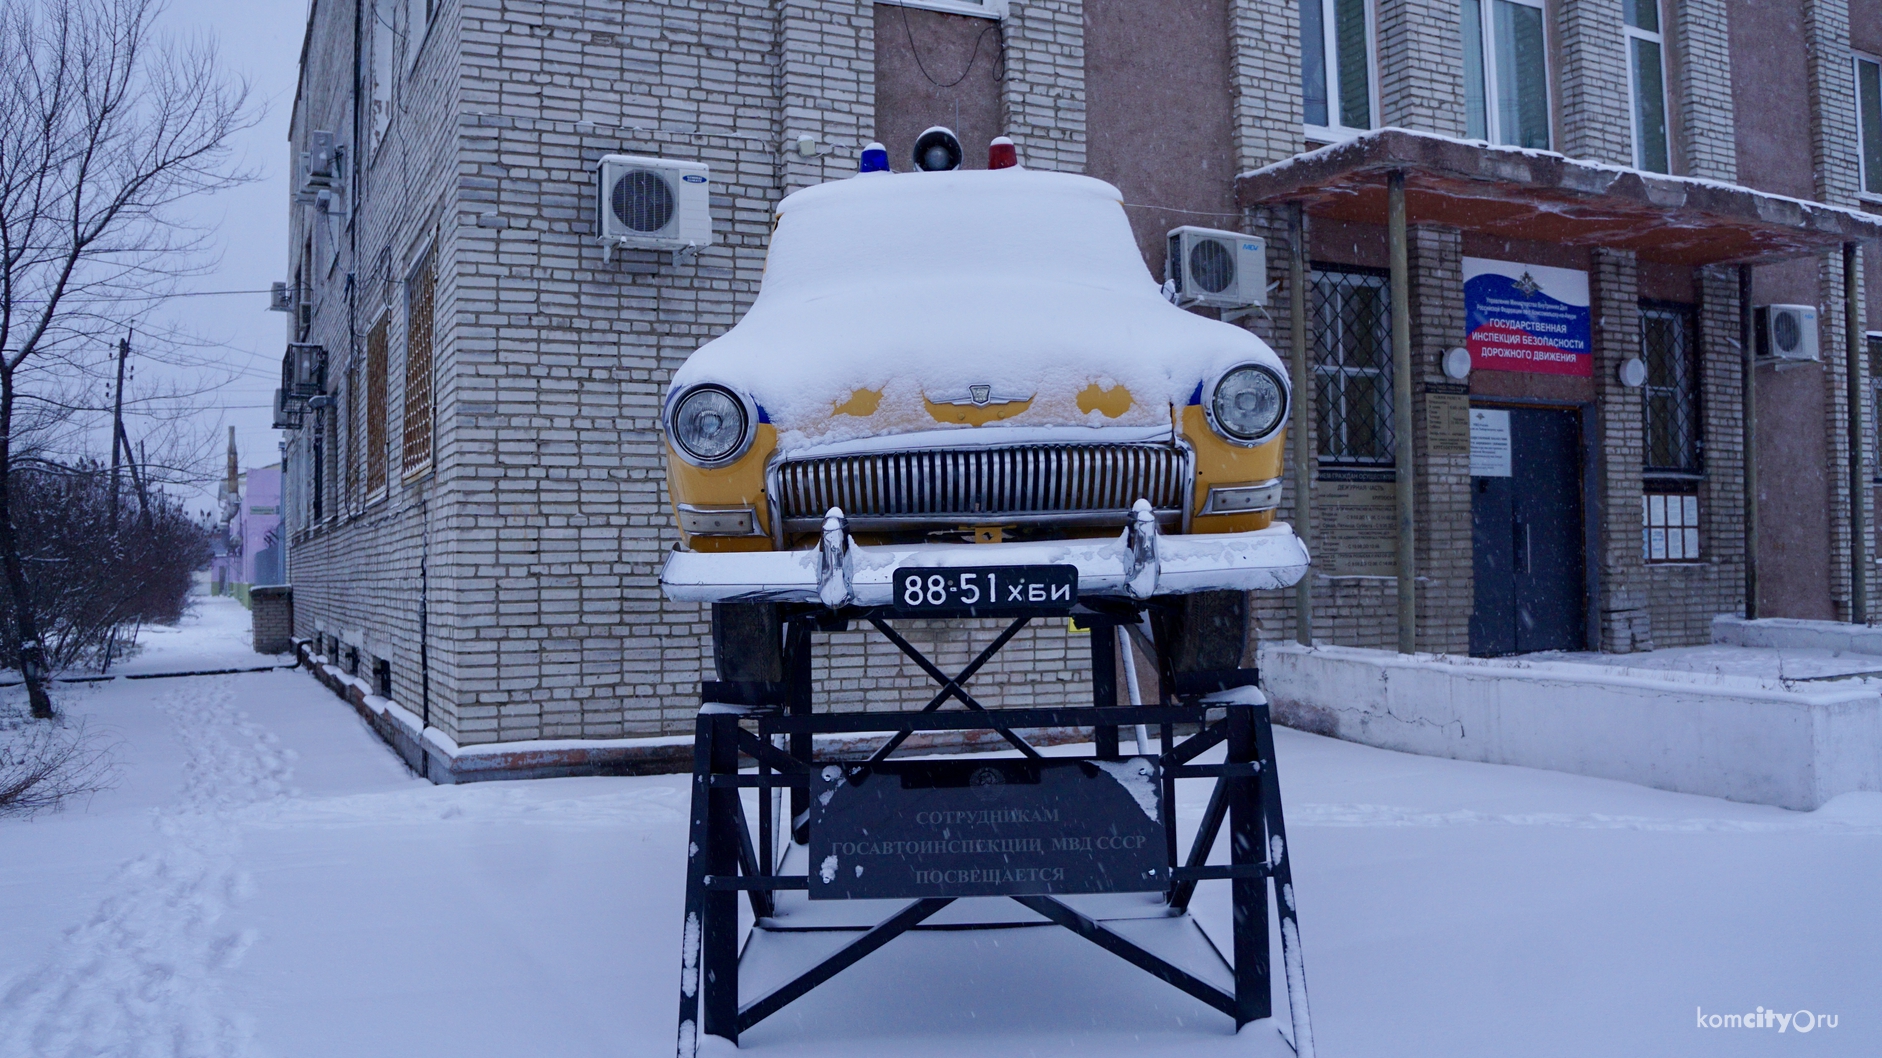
1642 302 1700 472
295 239 313 340
1625 0 1669 172
370 0 393 149
402 248 435 477
405 0 435 72
1311 266 1394 465
1301 0 1376 139
1644 489 1700 561
1462 0 1551 149
319 404 336 523
367 315 389 496
874 0 1006 17
1858 55 1882 197
343 360 360 510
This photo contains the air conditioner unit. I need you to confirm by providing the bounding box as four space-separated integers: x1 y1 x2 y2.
1755 304 1820 363
1166 227 1267 310
282 343 326 401
595 155 712 252
298 131 339 196
269 282 294 313
272 389 303 431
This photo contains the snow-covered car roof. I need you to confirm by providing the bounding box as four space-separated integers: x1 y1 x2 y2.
670 167 1286 450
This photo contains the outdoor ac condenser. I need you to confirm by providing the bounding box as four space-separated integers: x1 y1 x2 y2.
1165 226 1267 310
1755 304 1820 363
595 155 712 252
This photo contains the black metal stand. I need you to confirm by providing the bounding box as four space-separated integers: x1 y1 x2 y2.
675 605 1313 1055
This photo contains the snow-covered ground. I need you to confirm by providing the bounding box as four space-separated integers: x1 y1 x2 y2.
2 596 1879 1057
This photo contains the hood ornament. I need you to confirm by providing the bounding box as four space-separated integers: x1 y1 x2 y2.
929 384 1033 407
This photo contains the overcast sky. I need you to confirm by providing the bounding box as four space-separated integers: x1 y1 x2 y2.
143 0 302 514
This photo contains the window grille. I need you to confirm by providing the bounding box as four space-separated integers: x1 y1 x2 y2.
367 316 389 495
402 248 435 477
1311 266 1394 465
1642 302 1700 473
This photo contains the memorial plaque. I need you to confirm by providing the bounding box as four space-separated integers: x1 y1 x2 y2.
1313 478 1398 576
809 757 1167 899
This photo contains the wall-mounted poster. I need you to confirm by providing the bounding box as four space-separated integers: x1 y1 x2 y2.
1463 257 1592 376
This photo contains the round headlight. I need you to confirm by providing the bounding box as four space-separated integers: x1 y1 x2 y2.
1208 364 1287 444
670 385 751 466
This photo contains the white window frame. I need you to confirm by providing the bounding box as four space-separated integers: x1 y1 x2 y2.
873 0 1007 19
1857 53 1882 200
1302 0 1381 143
1623 0 1670 172
404 0 435 74
369 0 393 151
1464 0 1555 150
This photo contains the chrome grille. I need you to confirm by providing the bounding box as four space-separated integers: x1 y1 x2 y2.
772 444 1189 530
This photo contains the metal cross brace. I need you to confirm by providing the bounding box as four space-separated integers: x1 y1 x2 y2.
864 615 1043 761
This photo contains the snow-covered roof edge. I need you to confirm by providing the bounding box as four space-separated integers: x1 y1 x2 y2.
1238 126 1882 233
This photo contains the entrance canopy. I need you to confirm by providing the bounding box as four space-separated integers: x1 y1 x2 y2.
1235 129 1882 266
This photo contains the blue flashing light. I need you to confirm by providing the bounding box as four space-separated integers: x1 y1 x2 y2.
859 142 890 174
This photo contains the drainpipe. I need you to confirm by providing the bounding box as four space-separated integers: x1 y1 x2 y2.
1288 201 1313 646
1740 264 1758 620
1845 242 1867 624
1388 171 1416 654
419 491 431 780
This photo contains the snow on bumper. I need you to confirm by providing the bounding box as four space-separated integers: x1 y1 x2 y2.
660 519 1310 605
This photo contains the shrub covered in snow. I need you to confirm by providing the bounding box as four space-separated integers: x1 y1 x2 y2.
0 704 116 818
0 462 211 674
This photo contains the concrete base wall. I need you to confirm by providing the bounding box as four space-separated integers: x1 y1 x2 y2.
1257 641 1882 810
1712 614 1882 656
294 639 1099 784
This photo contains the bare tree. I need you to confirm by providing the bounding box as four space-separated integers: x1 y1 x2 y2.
0 0 252 718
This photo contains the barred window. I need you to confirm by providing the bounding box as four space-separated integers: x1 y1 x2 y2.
367 315 389 495
402 248 435 477
1642 301 1699 473
1311 265 1394 465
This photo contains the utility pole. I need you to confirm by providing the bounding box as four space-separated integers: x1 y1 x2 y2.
109 331 130 532
119 422 150 522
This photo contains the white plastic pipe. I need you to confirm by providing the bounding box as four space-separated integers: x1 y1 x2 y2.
1116 625 1151 755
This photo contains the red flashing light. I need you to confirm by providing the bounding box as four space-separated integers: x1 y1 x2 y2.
988 136 1018 170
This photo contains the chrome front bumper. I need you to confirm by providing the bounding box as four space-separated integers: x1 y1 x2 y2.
660 501 1310 606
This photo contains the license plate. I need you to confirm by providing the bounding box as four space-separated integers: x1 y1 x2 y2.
891 565 1078 614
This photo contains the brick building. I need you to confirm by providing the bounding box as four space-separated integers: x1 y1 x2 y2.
280 0 1882 774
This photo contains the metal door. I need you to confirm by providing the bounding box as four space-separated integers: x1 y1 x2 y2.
1471 407 1586 655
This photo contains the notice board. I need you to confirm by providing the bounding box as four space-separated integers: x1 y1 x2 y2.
1463 258 1592 376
